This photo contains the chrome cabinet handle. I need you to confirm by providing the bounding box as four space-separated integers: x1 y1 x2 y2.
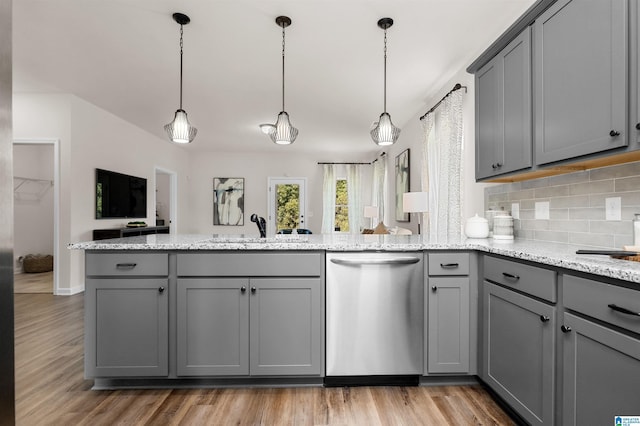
608 304 640 317
251 287 256 294
240 286 247 293
431 286 438 292
158 287 165 293
502 272 520 281
116 263 137 269
330 257 421 266
561 325 572 333
540 315 550 323
610 130 620 137
440 263 459 269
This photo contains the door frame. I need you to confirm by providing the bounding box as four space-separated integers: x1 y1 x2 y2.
13 138 60 294
267 177 307 234
154 166 177 234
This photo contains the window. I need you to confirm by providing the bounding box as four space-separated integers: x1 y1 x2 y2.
267 177 307 233
335 179 349 232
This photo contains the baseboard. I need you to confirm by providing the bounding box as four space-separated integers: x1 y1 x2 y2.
55 285 84 296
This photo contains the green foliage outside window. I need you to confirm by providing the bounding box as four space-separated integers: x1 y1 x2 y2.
335 179 349 232
276 184 300 230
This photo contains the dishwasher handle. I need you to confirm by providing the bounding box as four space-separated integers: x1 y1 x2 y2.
330 257 421 266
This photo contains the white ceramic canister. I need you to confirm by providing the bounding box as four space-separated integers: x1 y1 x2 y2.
464 214 490 239
493 213 514 240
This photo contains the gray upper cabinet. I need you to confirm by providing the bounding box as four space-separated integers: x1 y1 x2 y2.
632 0 640 149
476 28 532 180
534 0 627 165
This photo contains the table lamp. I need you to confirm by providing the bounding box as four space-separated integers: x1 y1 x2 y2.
403 192 428 234
363 206 378 229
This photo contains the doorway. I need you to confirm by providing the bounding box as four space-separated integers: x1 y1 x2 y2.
267 177 307 234
12 139 60 294
155 167 177 233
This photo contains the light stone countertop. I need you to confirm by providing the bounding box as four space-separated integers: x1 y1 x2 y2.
69 233 640 284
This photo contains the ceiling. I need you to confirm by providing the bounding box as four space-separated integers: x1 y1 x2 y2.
13 0 535 157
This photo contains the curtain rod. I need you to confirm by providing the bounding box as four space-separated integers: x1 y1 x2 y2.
318 152 386 166
419 83 467 120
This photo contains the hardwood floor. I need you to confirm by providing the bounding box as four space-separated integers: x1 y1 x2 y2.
14 271 53 293
15 279 515 425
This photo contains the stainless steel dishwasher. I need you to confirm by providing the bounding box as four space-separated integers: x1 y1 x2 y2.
326 252 424 381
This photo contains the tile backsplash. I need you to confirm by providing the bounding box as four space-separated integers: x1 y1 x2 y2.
485 161 640 248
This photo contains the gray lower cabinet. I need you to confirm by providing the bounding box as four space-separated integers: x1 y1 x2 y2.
534 0 627 165
426 252 472 374
85 278 169 377
475 27 532 180
427 277 470 373
483 282 556 426
561 312 640 426
561 274 640 425
176 277 322 377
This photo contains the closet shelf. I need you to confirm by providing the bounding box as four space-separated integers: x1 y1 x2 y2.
14 176 53 201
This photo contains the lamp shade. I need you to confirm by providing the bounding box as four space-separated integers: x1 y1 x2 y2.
403 192 428 213
363 206 378 218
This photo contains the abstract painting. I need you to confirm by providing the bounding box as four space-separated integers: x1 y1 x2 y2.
213 177 245 225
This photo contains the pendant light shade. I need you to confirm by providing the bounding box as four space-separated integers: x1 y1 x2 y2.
371 17 400 146
165 13 197 144
261 16 298 145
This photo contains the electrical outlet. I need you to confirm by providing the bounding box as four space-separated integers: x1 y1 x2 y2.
605 197 622 221
535 201 550 220
511 203 520 220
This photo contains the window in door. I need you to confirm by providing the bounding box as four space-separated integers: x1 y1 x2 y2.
335 179 349 232
267 178 306 234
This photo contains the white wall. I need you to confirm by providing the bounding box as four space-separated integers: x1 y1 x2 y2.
185 151 373 235
13 144 54 271
13 93 191 294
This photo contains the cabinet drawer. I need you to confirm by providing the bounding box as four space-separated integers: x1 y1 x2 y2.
483 256 557 303
177 252 323 277
564 275 640 336
428 253 470 276
86 252 168 276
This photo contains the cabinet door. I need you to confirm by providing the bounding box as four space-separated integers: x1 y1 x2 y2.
427 277 470 373
534 0 627 165
483 282 555 426
631 0 640 149
249 278 322 376
476 28 532 180
562 312 640 426
476 57 502 179
176 278 249 376
85 278 169 377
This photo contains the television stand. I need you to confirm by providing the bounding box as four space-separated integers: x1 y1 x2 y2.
92 226 170 241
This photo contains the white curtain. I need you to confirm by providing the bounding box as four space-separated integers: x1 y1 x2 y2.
421 89 464 241
371 156 387 225
321 164 336 234
346 164 363 234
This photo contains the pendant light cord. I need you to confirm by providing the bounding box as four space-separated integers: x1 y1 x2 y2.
281 24 286 112
179 24 184 110
383 28 387 113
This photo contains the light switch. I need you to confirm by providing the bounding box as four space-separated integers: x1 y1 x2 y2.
605 197 621 221
535 201 550 220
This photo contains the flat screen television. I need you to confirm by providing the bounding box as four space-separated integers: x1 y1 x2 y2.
96 168 147 219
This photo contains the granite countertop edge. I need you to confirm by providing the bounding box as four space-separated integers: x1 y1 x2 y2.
68 234 640 284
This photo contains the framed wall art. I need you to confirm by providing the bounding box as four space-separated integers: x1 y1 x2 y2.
395 149 410 222
213 177 245 225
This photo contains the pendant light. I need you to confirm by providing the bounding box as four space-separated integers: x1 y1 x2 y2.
164 13 197 144
260 16 298 145
371 17 400 146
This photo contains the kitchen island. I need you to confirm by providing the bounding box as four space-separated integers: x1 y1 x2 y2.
71 234 640 425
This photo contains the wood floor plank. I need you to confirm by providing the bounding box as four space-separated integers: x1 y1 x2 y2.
14 281 516 426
